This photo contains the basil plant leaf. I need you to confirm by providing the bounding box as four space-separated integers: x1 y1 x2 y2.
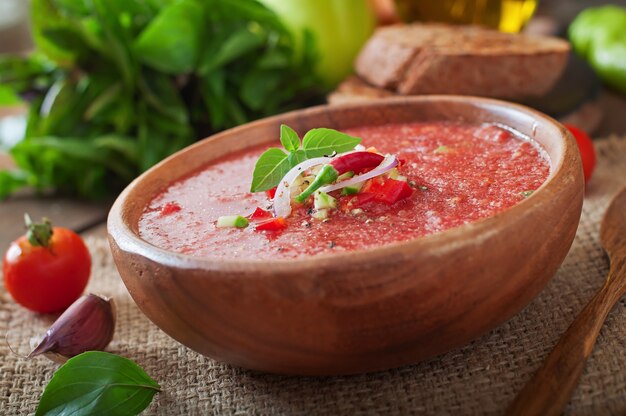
134 0 203 74
288 149 306 168
36 351 160 416
0 85 22 106
301 128 362 158
250 147 289 192
279 124 300 153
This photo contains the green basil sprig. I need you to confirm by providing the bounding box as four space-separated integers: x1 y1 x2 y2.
250 124 361 192
36 351 160 416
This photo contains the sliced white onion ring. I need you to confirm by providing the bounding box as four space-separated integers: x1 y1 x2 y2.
319 154 398 193
272 156 333 217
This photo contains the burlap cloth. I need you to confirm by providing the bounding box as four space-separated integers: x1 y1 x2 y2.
1 136 625 416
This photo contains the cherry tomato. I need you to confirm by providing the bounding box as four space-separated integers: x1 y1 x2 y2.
3 217 91 313
564 124 596 183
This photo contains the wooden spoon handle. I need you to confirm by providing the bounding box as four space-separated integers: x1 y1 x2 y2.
506 261 626 416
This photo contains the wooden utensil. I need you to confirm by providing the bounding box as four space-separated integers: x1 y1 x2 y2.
507 185 626 416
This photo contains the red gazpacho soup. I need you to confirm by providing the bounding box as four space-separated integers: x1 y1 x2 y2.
139 122 550 259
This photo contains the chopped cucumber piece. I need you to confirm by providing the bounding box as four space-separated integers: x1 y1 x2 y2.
387 168 407 182
387 168 400 179
314 191 337 210
312 209 329 220
337 171 355 181
216 215 249 228
341 181 364 195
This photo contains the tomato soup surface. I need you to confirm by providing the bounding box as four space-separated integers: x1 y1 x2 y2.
139 122 550 259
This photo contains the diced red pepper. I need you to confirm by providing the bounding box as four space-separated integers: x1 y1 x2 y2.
248 207 273 221
160 201 181 216
265 187 277 199
362 178 413 204
339 193 377 211
255 217 287 232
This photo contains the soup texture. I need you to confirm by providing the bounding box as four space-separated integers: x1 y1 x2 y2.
139 122 550 259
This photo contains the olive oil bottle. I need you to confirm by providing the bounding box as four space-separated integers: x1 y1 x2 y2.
394 0 538 32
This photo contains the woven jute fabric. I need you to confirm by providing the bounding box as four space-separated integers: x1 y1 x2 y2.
1 137 626 416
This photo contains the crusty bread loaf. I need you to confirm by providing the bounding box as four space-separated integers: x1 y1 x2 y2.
355 23 570 98
327 76 396 105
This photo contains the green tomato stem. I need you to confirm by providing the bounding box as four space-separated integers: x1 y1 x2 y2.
25 213 54 248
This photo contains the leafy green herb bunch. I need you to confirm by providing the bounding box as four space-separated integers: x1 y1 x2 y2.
0 0 320 198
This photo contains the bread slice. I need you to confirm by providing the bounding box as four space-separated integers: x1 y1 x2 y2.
355 23 570 98
327 76 396 105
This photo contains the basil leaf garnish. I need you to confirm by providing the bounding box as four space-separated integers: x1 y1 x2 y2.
280 124 301 153
288 149 307 168
250 125 362 193
301 128 362 158
36 351 160 416
250 147 290 192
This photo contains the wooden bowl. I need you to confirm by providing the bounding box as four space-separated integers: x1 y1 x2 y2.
108 96 584 375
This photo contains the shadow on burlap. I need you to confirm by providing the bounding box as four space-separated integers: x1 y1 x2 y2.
1 137 625 416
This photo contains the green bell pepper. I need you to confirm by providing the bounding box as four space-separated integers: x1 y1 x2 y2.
569 5 626 94
256 0 376 89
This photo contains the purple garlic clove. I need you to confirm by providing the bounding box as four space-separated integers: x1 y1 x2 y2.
29 293 116 362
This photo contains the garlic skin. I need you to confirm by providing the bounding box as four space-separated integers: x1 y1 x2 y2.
29 294 116 362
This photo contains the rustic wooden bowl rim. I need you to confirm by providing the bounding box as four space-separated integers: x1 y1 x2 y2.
108 95 572 273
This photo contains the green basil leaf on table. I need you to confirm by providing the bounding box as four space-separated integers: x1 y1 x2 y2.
35 351 160 416
250 148 290 192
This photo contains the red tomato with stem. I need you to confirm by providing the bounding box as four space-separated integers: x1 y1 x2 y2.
564 124 596 183
3 215 91 313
